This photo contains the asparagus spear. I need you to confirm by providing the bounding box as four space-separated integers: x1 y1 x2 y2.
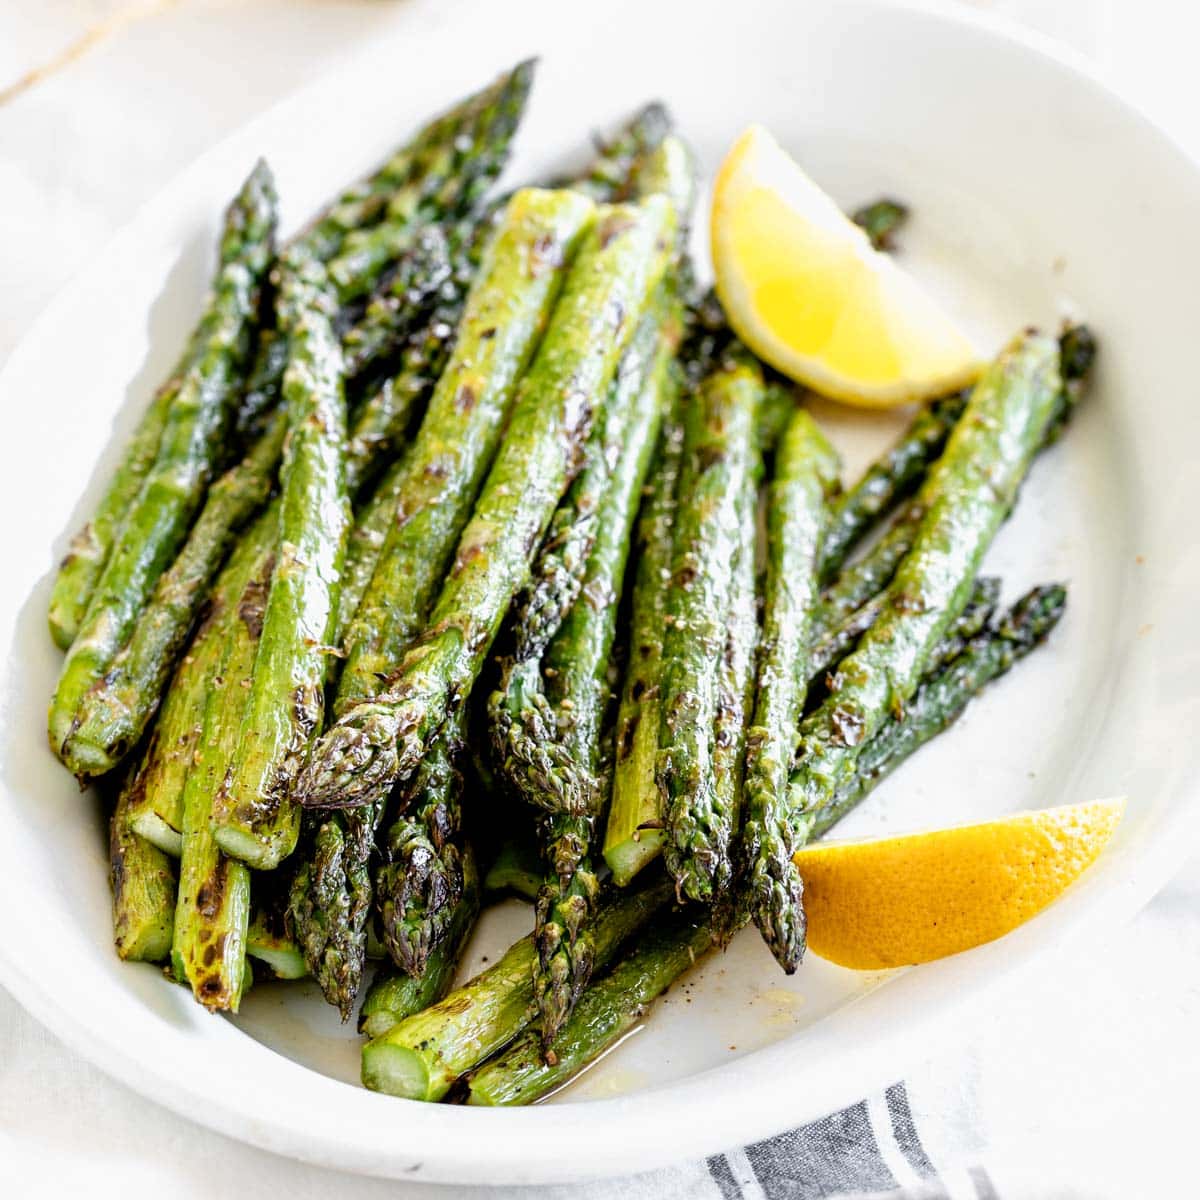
117 336 447 858
360 875 672 1100
288 192 595 1009
603 387 686 886
117 535 254 857
111 775 177 962
374 713 466 979
170 527 272 1010
211 277 351 871
297 197 676 811
813 323 1093 608
50 381 176 652
341 221 459 383
658 349 764 902
799 583 1068 839
851 197 909 251
290 65 530 268
570 102 672 202
818 393 966 578
738 410 840 963
48 161 277 652
706 422 766 943
773 331 1063 970
62 412 288 777
468 910 714 1105
49 162 277 772
359 844 481 1038
468 586 1066 1106
327 62 534 302
335 188 597 714
807 574 1000 699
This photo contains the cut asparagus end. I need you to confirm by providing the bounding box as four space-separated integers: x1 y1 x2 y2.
361 1041 436 1101
60 732 120 779
359 1008 401 1041
245 942 307 981
128 810 183 858
603 828 664 889
213 812 299 872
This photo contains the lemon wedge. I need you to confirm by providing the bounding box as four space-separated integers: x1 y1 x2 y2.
711 125 983 406
793 797 1125 968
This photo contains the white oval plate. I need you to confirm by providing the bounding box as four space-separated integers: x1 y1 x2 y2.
2 0 1199 1184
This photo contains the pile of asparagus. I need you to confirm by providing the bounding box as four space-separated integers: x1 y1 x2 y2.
45 59 1095 1106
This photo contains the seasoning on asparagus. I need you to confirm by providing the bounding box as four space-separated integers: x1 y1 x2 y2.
603 390 686 886
359 844 481 1039
774 330 1064 970
736 410 840 958
521 305 677 1047
658 348 764 902
111 775 177 963
211 271 351 871
360 876 672 1101
326 61 535 302
797 583 1069 840
63 411 288 777
468 910 714 1106
170 528 272 1010
818 392 967 578
806 574 1000 700
49 161 277 774
297 196 676 812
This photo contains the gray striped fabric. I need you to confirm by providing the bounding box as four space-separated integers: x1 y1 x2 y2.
704 1082 997 1200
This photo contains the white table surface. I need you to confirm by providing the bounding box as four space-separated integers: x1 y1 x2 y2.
2 2 1199 1196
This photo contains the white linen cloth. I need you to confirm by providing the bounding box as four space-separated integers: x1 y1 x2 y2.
2 2 1199 1196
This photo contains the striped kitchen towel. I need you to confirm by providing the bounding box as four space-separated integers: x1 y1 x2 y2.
704 1082 995 1200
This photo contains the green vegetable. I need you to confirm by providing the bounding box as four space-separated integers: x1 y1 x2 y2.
570 102 671 202
806 574 1000 697
360 876 671 1101
467 585 1067 1106
374 714 466 980
110 775 177 963
297 197 676 811
336 189 597 714
358 844 480 1039
170 527 272 1010
468 910 713 1105
49 161 277 774
530 304 677 1046
851 197 909 251
658 349 763 902
49 161 277 652
326 62 534 302
798 583 1069 839
603 387 686 886
818 392 966 578
63 411 288 777
212 277 351 871
740 410 840 965
289 189 595 1012
779 331 1063 970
